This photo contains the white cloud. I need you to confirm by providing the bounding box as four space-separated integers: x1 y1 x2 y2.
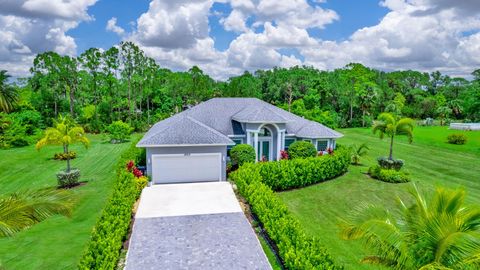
106 17 125 36
0 0 97 76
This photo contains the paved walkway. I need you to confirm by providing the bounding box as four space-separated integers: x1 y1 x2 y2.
125 182 272 270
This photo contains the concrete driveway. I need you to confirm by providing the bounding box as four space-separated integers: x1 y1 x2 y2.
125 182 272 270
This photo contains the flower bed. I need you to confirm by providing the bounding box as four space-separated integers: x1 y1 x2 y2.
78 140 145 270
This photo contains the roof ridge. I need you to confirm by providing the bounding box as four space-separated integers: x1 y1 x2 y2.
261 105 288 121
186 116 233 142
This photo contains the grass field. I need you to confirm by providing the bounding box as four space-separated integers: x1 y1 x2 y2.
278 126 480 270
0 134 132 270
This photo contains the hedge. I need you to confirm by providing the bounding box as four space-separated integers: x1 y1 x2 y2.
78 140 144 270
230 163 342 269
287 140 317 159
257 148 351 191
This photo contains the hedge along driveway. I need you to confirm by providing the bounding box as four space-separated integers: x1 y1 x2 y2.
230 148 350 269
0 134 133 270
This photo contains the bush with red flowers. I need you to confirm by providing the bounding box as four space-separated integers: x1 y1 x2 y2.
280 150 289 160
126 160 143 178
126 160 135 171
327 147 334 155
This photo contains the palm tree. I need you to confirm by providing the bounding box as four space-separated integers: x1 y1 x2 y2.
339 184 480 269
0 189 73 237
36 115 90 172
350 143 369 165
372 112 414 160
0 70 18 113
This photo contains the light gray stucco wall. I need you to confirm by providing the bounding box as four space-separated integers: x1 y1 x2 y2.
145 145 228 181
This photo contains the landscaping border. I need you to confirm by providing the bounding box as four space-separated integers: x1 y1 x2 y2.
230 149 350 269
78 140 143 270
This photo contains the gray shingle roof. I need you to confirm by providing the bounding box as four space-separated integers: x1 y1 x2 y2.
137 115 234 146
138 98 342 147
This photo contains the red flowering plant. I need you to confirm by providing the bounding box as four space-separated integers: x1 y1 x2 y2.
260 155 268 162
318 151 324 156
126 160 135 172
126 160 143 178
280 150 289 160
327 147 334 155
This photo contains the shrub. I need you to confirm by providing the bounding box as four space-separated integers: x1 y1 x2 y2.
377 157 404 171
257 148 350 191
368 165 410 183
56 169 81 188
230 144 256 166
447 133 467 145
135 176 148 191
107 120 133 143
78 140 143 270
280 150 289 160
54 151 77 160
287 141 317 159
230 164 341 269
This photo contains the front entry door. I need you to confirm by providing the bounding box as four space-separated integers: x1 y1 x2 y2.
257 140 271 161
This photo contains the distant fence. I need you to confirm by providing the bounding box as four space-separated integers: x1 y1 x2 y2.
450 123 480 131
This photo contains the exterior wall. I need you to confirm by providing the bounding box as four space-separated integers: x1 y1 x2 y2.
145 145 228 181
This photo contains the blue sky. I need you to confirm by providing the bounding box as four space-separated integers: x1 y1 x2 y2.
0 0 479 79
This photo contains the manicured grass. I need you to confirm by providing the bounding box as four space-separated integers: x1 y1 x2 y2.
278 126 480 270
258 234 283 270
0 135 132 270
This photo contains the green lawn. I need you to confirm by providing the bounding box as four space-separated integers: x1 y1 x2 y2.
0 134 132 270
278 126 480 270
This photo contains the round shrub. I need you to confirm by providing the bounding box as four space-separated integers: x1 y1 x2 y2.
447 133 467 145
230 144 256 166
107 120 133 143
288 141 317 159
56 169 81 188
368 165 410 183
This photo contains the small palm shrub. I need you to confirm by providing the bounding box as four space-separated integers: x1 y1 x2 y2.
350 143 369 165
287 140 317 159
107 120 133 143
447 133 467 145
230 144 255 166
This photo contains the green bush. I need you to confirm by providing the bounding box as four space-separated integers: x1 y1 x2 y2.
447 133 467 145
377 157 404 171
258 148 351 191
54 151 77 160
368 165 410 183
230 164 341 269
107 120 133 143
230 144 256 166
287 140 317 159
78 140 143 270
56 169 81 188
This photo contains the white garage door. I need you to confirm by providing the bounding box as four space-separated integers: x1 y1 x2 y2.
151 153 222 184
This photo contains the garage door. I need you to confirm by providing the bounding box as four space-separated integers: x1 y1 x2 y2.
151 153 222 184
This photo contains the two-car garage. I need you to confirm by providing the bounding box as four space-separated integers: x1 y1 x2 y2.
145 145 227 185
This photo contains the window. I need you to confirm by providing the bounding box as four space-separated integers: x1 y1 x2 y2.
258 127 271 136
284 138 296 150
316 140 328 151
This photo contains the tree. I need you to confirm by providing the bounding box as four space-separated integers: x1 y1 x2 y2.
436 106 452 126
0 189 73 237
350 143 369 165
0 70 18 112
372 112 414 160
340 184 480 269
36 115 90 172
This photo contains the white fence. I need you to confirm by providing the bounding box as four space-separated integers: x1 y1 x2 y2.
449 123 480 131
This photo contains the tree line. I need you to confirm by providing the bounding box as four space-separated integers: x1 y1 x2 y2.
1 41 479 139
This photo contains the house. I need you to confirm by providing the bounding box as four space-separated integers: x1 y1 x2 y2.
137 98 343 184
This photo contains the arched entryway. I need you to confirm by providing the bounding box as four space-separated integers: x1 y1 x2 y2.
257 126 273 161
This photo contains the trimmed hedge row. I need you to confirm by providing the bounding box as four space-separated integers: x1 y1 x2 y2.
78 140 143 270
230 163 341 269
257 148 351 191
